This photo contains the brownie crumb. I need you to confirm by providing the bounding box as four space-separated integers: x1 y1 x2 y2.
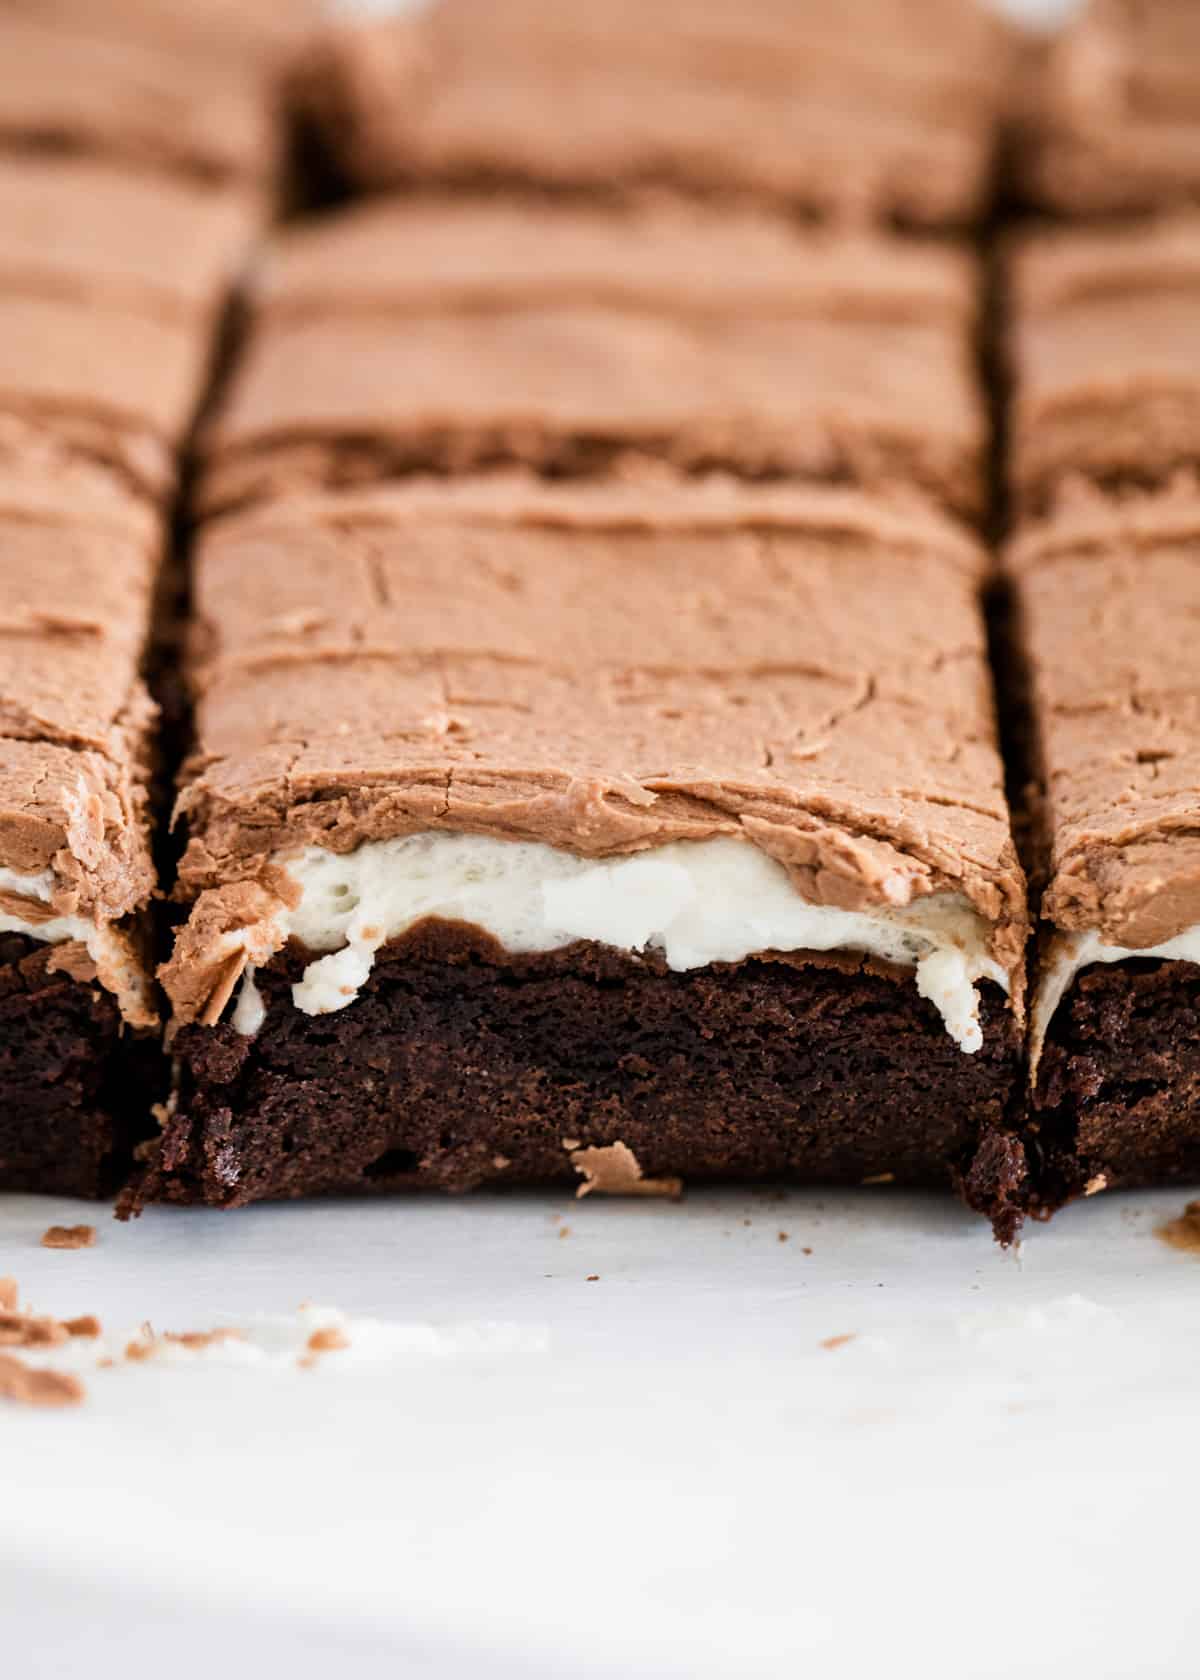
586 1274 600 1282
802 1247 814 1256
0 1311 69 1348
40 1225 96 1250
778 1231 790 1243
0 1278 17 1312
306 1327 350 1353
568 1140 683 1201
861 1173 895 1186
820 1333 857 1351
0 1352 85 1408
62 1315 101 1339
557 1225 570 1239
1159 1201 1200 1255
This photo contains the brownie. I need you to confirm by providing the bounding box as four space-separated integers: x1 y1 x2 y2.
1008 214 1200 518
1009 485 1200 1211
291 0 1011 227
0 464 163 1195
1016 0 1200 217
0 0 312 185
144 478 1028 1214
202 196 986 519
0 154 258 502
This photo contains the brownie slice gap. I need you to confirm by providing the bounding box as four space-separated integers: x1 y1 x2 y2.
1015 0 1200 218
142 478 1027 1213
1008 484 1200 1213
290 0 1011 228
200 195 986 520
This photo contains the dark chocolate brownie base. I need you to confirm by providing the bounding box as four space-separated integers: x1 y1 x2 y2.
0 935 159 1198
136 921 1022 1215
1031 958 1200 1213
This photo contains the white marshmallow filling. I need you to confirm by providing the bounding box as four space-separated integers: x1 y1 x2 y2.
1030 924 1200 1078
0 864 115 969
231 833 1009 1054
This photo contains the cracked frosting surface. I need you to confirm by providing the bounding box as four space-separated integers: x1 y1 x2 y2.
292 0 1010 226
203 195 985 519
163 476 1026 1024
1017 0 1200 216
1009 214 1200 517
1010 479 1200 950
0 155 258 502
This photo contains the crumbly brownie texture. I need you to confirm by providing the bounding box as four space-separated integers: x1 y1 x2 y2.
145 923 1021 1212
1009 486 1200 1208
0 0 308 184
0 155 257 503
291 0 1010 227
201 197 985 519
0 935 157 1199
1008 214 1200 518
1016 0 1200 216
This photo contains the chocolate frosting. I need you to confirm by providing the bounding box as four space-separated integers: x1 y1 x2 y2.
1010 478 1200 948
0 461 158 928
1017 0 1200 216
0 155 259 502
292 0 1010 227
203 196 985 519
163 477 1027 1021
0 0 310 184
1009 213 1200 517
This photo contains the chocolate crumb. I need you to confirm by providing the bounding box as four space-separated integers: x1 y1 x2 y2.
586 1274 600 1282
306 1327 350 1353
1159 1201 1200 1255
820 1333 857 1351
0 1312 69 1348
40 1224 96 1250
802 1247 814 1256
0 1352 85 1408
557 1225 570 1239
778 1231 789 1243
568 1140 682 1200
63 1315 101 1339
861 1173 895 1186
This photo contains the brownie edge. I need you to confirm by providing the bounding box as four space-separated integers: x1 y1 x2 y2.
135 922 1023 1216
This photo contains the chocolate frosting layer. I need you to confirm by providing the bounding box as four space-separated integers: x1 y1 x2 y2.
1010 479 1200 948
203 196 985 518
0 155 258 501
0 0 309 184
292 0 1010 227
1017 0 1200 216
1009 214 1200 517
165 477 1026 1020
0 462 158 927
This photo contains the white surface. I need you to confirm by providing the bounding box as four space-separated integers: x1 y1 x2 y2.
259 835 1004 1050
4 1184 1200 1679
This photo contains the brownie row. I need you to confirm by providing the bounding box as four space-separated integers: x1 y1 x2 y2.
0 0 311 1194
5 0 1200 1240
